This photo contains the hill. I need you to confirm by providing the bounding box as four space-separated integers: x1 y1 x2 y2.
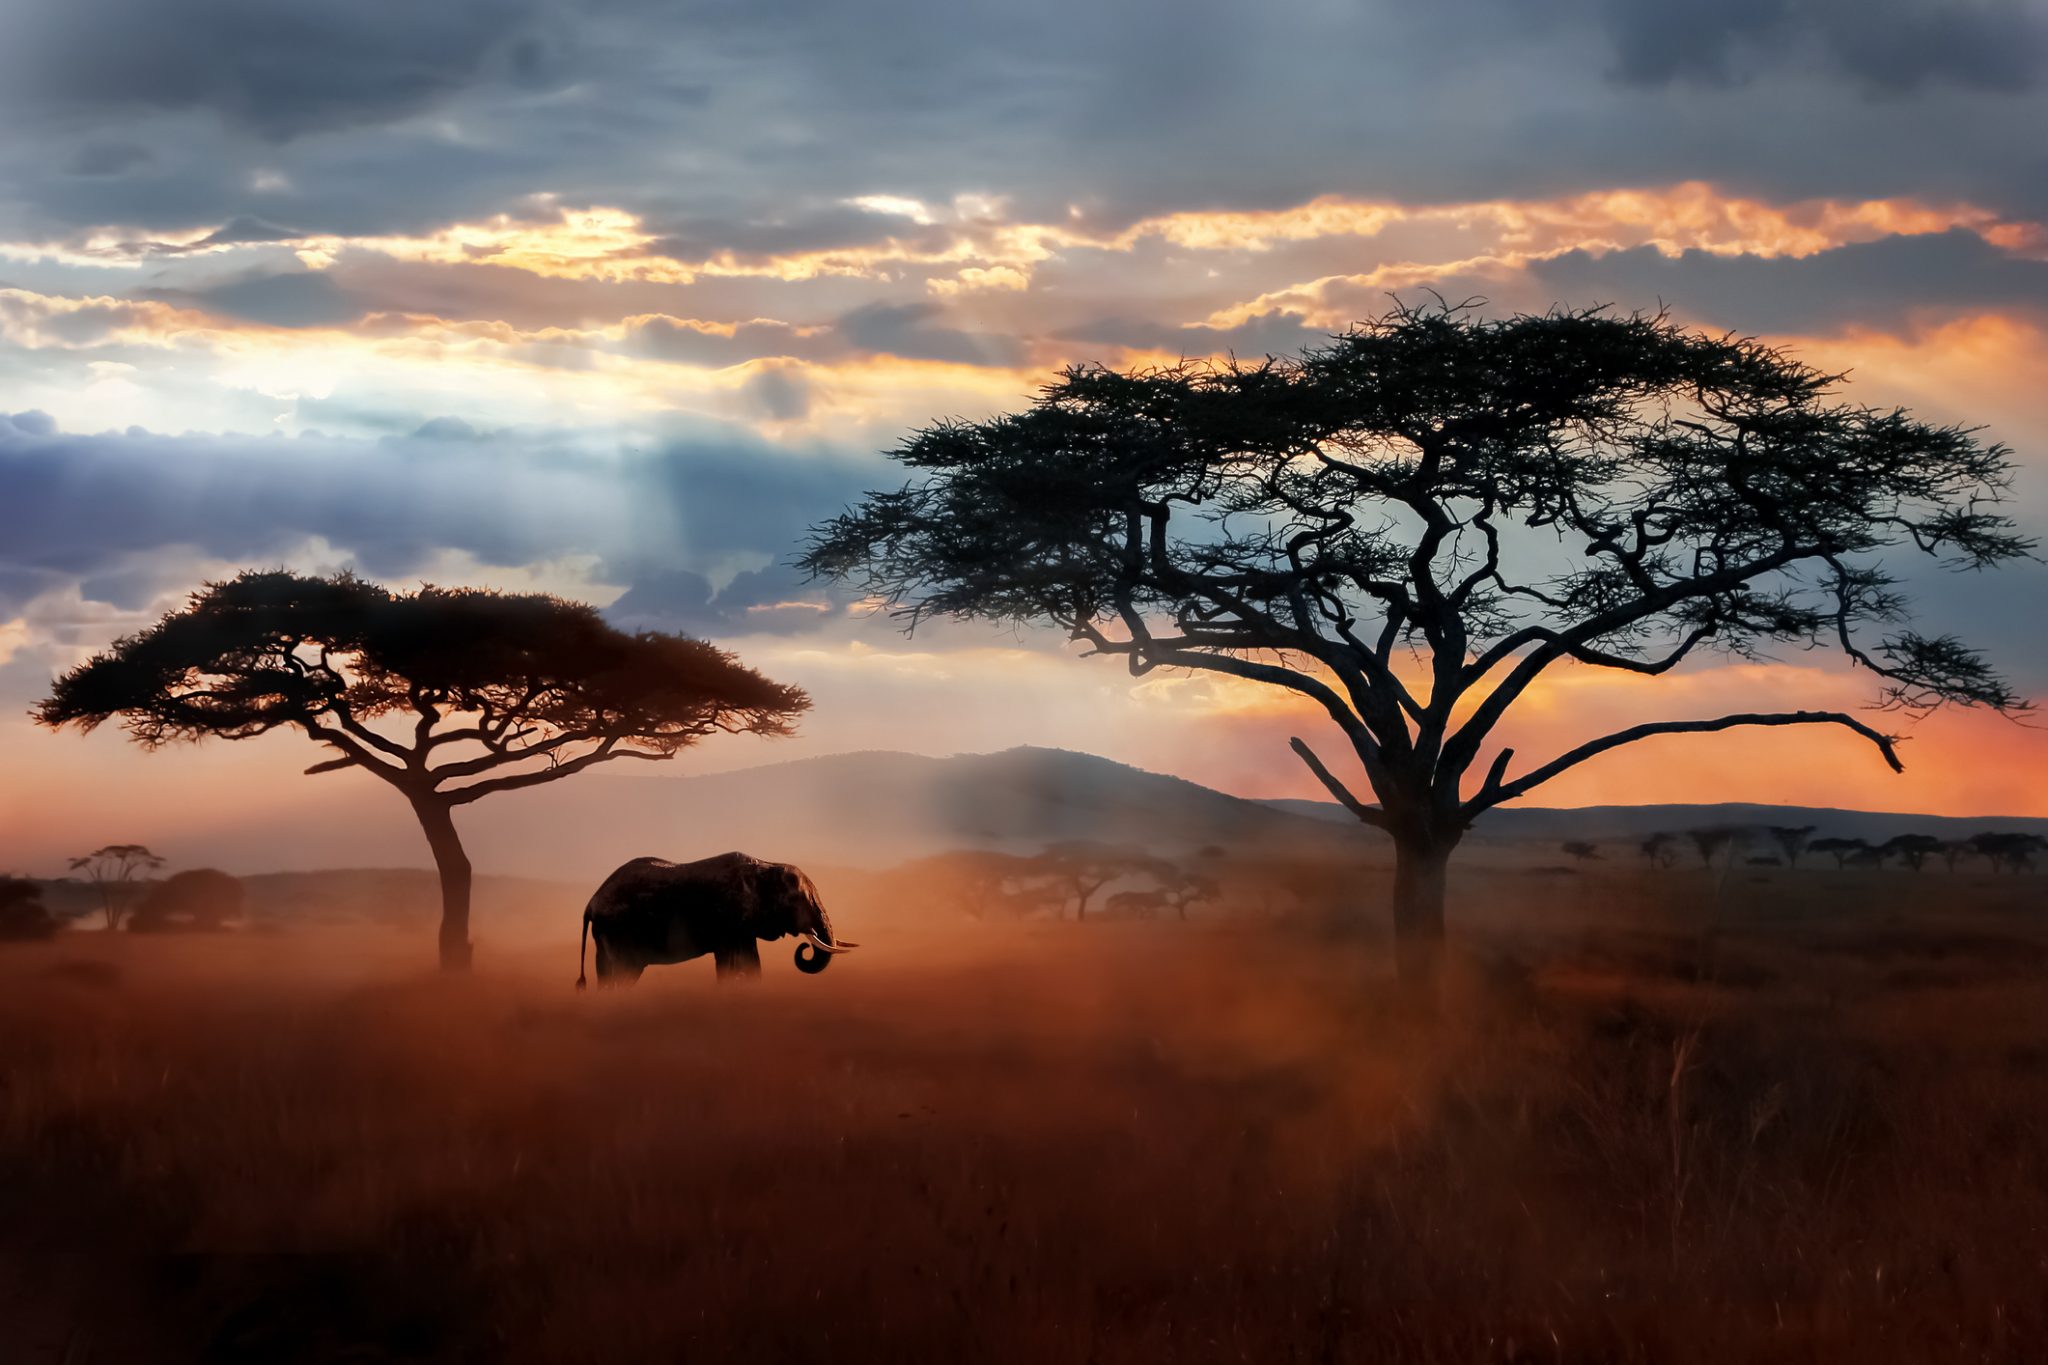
468 746 1371 876
19 745 2040 882
1263 798 2048 847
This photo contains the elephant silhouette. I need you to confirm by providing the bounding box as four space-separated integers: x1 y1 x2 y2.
578 852 857 987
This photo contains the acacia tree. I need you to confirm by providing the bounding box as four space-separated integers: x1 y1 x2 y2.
1880 833 1943 872
37 571 809 970
1769 824 1817 869
1157 866 1220 920
1030 841 1154 921
68 843 164 929
1640 832 1680 868
1971 831 2048 872
1688 828 1739 870
1809 836 1869 869
803 304 2029 984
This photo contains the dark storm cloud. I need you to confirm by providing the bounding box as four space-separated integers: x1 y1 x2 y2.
66 143 154 178
1526 231 2048 333
6 0 2046 257
1 0 571 142
1262 231 2048 343
1598 0 2047 94
0 416 876 632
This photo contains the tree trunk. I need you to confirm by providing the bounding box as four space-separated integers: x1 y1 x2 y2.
1389 838 1451 989
412 798 473 971
1075 880 1105 921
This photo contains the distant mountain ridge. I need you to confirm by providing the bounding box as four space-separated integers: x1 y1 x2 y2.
1262 797 2048 846
20 744 2040 879
381 748 2048 878
467 746 1368 875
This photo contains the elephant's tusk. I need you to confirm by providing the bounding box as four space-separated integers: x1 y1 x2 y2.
802 930 857 954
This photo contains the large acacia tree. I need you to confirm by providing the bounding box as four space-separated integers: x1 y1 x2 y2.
37 571 809 969
802 304 2030 983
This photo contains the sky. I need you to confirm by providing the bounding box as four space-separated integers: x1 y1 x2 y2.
2 0 2046 873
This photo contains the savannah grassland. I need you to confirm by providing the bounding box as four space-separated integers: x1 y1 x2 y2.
3 858 2046 1363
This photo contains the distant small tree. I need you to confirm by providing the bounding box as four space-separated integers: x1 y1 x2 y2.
66 844 164 930
1104 863 1220 921
803 302 2031 986
1689 828 1738 870
1561 840 1602 863
1032 841 1155 920
1639 832 1680 868
1156 864 1221 920
910 849 1048 919
1937 839 1973 873
1880 833 1943 872
1969 831 2048 873
1768 825 1817 869
1809 836 1869 869
37 572 809 970
1103 888 1167 919
0 877 59 942
129 868 245 933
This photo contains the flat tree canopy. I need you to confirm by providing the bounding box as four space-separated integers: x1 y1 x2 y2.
38 570 810 968
803 303 2031 982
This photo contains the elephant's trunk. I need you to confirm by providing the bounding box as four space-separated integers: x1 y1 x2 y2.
793 896 857 974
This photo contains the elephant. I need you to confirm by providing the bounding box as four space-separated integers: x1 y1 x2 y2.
577 852 857 988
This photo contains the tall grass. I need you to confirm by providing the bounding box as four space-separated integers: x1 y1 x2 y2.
2 865 2045 1362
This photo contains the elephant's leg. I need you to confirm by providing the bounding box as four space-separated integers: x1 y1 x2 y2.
713 940 762 981
595 942 644 987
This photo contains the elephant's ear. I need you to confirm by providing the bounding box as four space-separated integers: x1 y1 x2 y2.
773 864 805 921
738 862 771 924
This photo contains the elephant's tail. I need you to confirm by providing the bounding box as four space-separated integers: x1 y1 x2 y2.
576 912 589 992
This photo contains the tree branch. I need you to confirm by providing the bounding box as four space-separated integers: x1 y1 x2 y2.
1288 737 1388 829
301 722 410 786
439 743 672 805
1466 710 1903 816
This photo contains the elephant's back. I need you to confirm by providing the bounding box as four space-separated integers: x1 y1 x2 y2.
584 857 679 920
584 853 757 921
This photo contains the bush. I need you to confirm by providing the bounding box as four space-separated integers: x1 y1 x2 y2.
129 869 245 933
0 878 58 942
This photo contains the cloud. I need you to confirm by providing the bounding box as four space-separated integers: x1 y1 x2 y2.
604 563 839 636
623 316 833 367
0 0 570 142
1058 312 1334 361
6 0 2047 258
1527 230 2048 333
837 302 1028 367
1200 228 2048 342
66 143 154 178
740 363 814 421
144 269 365 327
1597 0 2047 95
193 216 306 248
0 417 878 637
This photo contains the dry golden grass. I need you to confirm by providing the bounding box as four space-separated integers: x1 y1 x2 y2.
3 862 2046 1363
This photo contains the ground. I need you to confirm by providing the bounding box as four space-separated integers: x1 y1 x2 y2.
1 858 2044 1363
